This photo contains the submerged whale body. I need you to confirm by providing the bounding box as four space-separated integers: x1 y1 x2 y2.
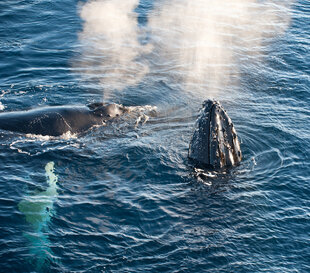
0 102 126 136
189 100 242 169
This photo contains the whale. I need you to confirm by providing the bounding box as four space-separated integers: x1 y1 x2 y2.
188 100 242 169
0 102 126 136
0 99 241 169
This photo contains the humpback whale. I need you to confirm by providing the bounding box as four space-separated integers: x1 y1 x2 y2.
0 99 241 169
0 102 126 136
189 100 242 169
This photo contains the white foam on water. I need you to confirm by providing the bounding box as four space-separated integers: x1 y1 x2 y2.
7 131 78 156
126 105 157 127
25 131 78 140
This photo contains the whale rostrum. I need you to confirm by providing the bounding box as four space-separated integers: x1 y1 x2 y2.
188 100 242 169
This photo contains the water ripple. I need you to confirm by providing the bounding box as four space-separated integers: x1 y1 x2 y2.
0 0 310 272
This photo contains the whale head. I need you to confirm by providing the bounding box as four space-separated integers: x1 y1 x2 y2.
88 103 127 121
189 100 242 169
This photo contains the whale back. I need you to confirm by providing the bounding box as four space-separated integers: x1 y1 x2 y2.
0 106 95 136
0 103 127 136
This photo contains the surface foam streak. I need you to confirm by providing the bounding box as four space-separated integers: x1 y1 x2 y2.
25 131 78 140
7 132 78 156
148 0 293 97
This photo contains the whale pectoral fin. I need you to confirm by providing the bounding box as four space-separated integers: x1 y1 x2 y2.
18 197 52 226
18 161 58 227
45 161 58 186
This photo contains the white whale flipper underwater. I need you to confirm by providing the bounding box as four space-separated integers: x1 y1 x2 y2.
18 162 58 270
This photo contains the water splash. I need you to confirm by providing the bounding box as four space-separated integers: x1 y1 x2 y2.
18 162 59 270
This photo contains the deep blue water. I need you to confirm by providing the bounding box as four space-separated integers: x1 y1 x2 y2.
0 0 309 272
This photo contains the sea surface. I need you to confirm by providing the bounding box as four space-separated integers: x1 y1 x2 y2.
0 0 309 272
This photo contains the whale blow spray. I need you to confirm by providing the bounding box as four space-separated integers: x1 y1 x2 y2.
76 0 293 98
148 0 293 97
77 0 150 98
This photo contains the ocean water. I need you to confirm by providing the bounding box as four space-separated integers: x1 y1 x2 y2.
0 0 309 272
